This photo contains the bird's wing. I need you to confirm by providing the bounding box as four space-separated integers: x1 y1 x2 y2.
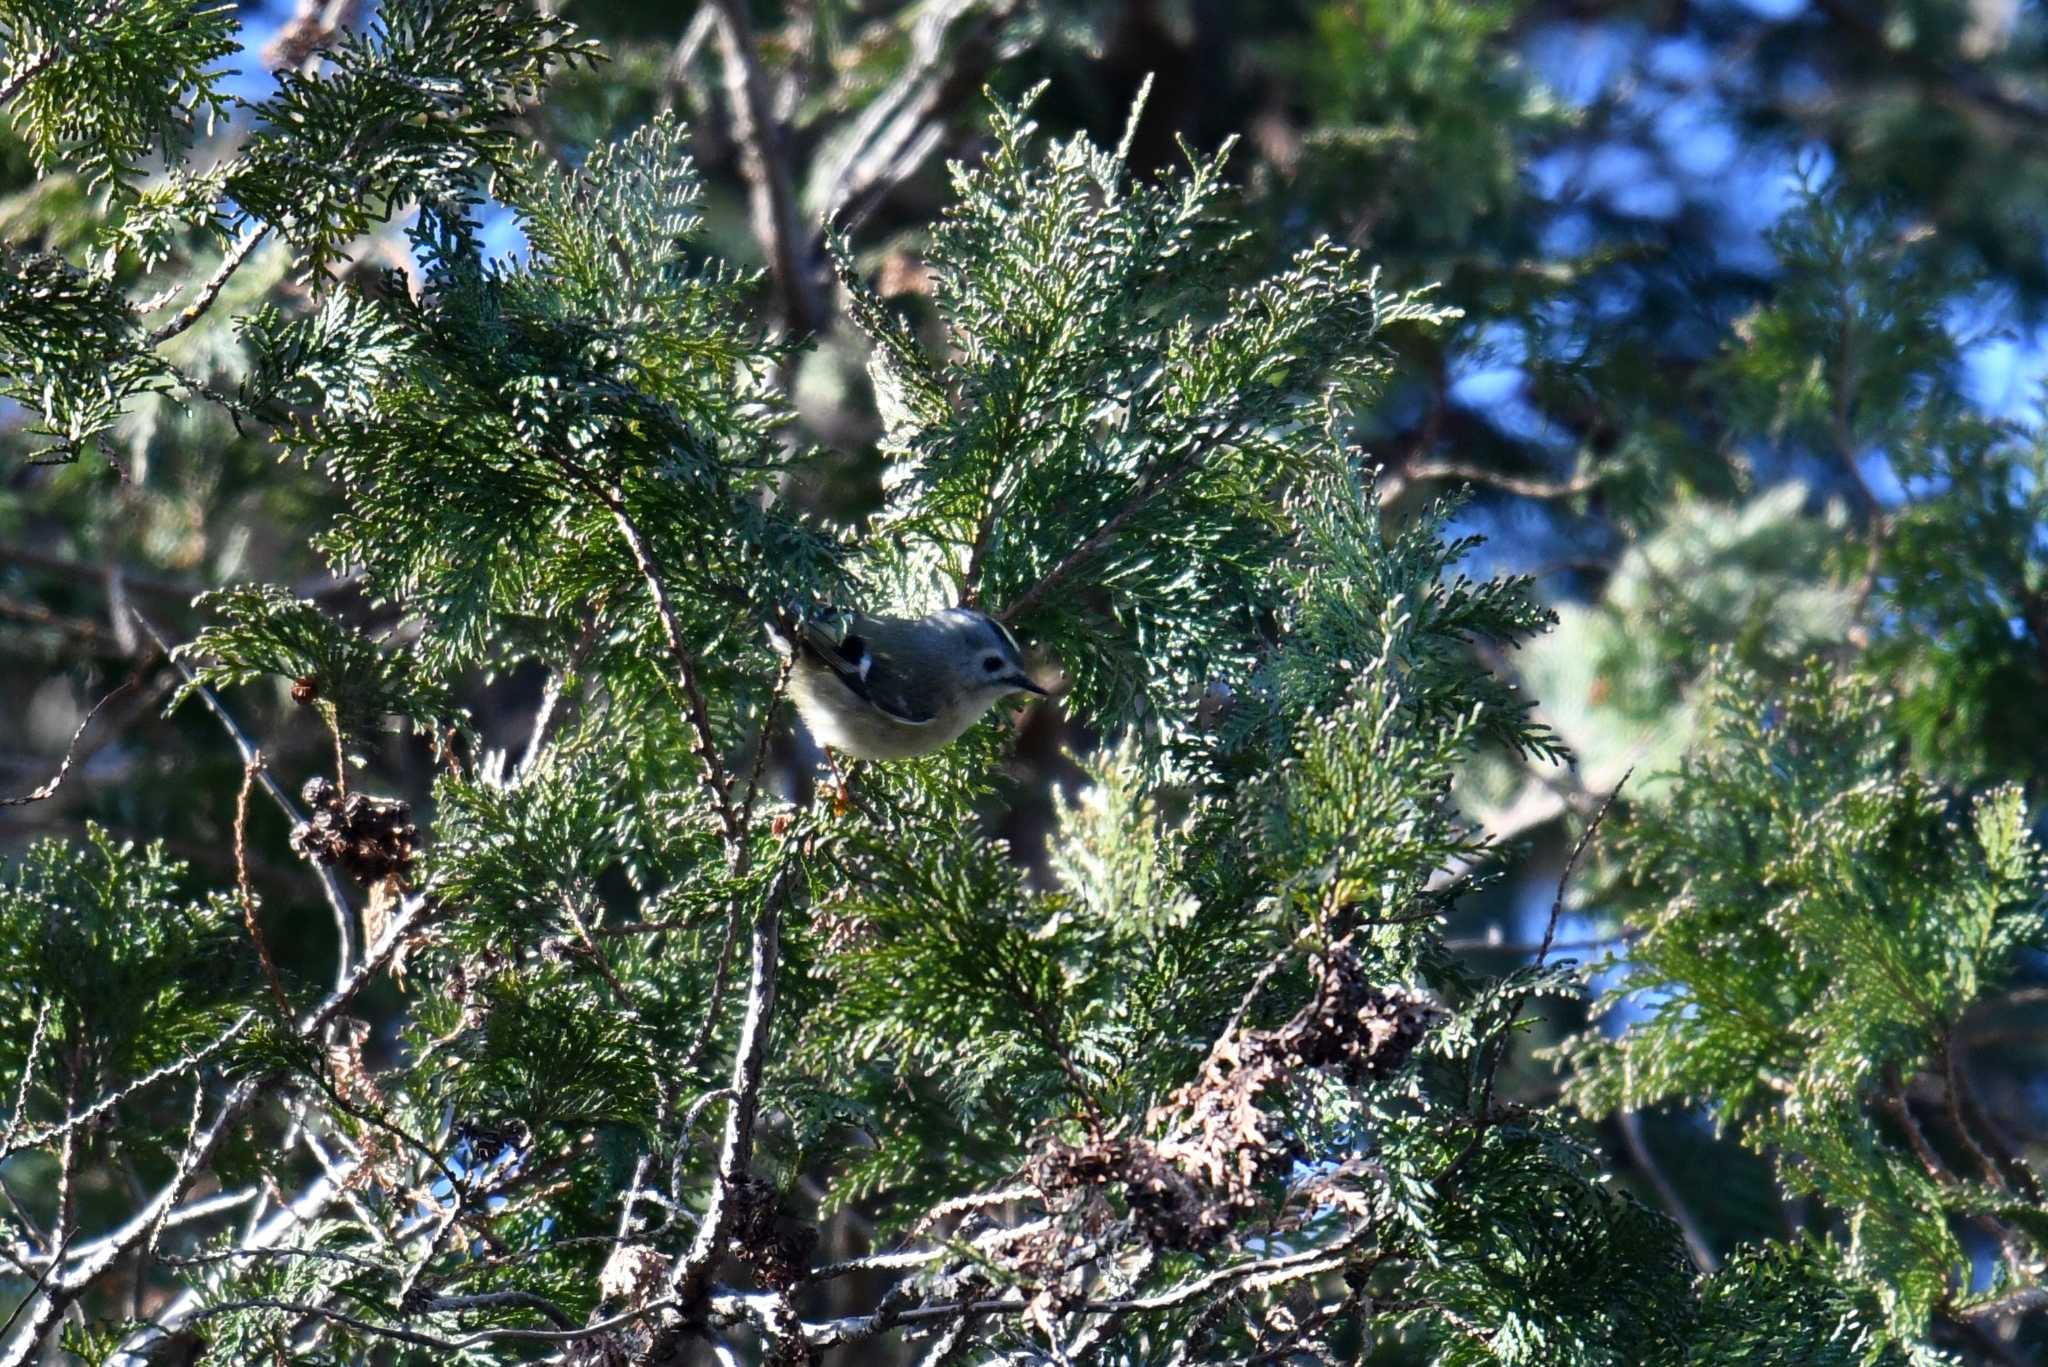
774 612 937 726
854 638 942 727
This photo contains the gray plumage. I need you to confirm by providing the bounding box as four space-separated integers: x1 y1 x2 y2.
768 606 1047 761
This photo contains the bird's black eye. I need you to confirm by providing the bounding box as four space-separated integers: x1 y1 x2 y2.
983 655 1004 673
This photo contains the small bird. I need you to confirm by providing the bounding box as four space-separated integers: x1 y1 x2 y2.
769 605 1048 761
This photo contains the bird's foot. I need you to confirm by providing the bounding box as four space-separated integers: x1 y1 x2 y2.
824 752 855 818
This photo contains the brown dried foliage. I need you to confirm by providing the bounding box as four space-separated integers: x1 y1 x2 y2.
728 1177 818 1293
1033 940 1443 1252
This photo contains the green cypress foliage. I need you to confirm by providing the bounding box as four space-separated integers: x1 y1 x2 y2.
0 5 2043 1365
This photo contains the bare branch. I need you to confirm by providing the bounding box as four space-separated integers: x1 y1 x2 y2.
0 999 50 1157
60 1189 259 1269
4 1073 263 1366
1617 1110 1717 1273
998 436 1218 625
107 1171 357 1363
1479 770 1628 1114
0 1015 256 1166
299 889 431 1039
1957 1286 2048 1323
669 862 794 1308
736 653 791 847
707 0 825 335
174 1294 681 1350
1809 0 2048 130
0 677 138 807
0 590 129 652
1442 929 1640 956
1881 1065 1975 1200
798 1229 1367 1349
235 755 293 1016
1400 461 1600 501
0 541 359 605
820 0 1024 231
586 487 741 847
130 608 359 983
416 1289 578 1329
0 1227 71 1350
146 222 273 346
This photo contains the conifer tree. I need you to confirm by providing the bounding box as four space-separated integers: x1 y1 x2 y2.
2 3 2045 1365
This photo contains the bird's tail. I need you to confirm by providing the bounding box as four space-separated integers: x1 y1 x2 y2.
764 601 843 657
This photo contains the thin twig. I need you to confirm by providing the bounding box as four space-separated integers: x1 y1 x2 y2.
0 590 128 652
1214 940 1300 1054
0 542 358 605
1950 1035 2045 1201
1956 1286 2048 1323
657 5 717 109
43 1189 258 1273
1882 1063 1958 1187
416 1290 578 1329
587 486 740 847
104 1161 360 1362
998 443 1208 625
129 608 358 985
1941 1029 2007 1191
0 1015 255 1165
3 1073 264 1367
1442 929 1641 956
818 0 1022 229
1478 770 1629 1118
235 755 292 1016
1402 461 1599 500
0 1227 71 1348
800 1229 1368 1348
0 0 126 106
558 891 641 1011
0 678 137 806
707 0 825 335
735 654 791 847
1617 1110 1717 1273
147 222 272 347
1 999 50 1155
669 861 795 1307
1809 0 2048 130
174 1295 682 1351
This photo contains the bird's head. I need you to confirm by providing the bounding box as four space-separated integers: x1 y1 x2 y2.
935 607 1048 706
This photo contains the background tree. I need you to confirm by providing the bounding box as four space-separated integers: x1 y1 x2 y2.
1 1 2045 1363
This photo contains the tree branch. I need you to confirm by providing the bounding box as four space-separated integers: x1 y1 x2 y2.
668 861 794 1309
4 1075 262 1367
0 677 137 807
586 486 741 848
998 437 1214 625
146 222 272 347
1808 0 2048 130
0 0 126 107
173 1294 680 1350
707 0 825 335
0 590 129 652
818 0 1023 232
1400 461 1599 501
797 1229 1367 1349
0 1014 255 1166
1478 771 1627 1118
1957 1285 2048 1323
131 609 359 985
1617 1110 1717 1273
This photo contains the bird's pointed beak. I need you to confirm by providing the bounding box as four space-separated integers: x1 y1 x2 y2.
1008 674 1050 698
